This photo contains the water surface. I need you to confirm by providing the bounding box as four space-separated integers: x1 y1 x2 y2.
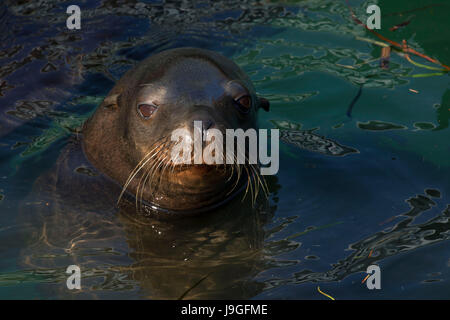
0 0 449 299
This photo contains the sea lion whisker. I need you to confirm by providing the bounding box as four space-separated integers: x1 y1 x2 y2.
168 140 183 174
127 135 171 197
233 165 242 191
250 163 268 199
226 154 241 196
146 156 168 210
118 147 160 206
225 152 235 182
259 166 270 196
118 135 169 205
241 151 268 202
241 165 252 203
249 165 259 204
225 165 240 196
169 148 178 173
148 155 168 196
136 155 159 212
137 161 157 212
127 137 167 182
244 164 257 206
238 150 251 202
158 152 173 192
137 149 168 212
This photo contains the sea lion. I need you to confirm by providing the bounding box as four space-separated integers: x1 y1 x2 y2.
82 47 270 215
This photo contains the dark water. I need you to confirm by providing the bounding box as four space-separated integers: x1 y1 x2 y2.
0 0 449 299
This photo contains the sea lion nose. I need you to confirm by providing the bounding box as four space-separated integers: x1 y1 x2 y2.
191 117 216 151
191 110 215 132
193 118 215 140
202 119 214 136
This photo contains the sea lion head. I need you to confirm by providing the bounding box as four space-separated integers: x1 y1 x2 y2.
83 47 270 215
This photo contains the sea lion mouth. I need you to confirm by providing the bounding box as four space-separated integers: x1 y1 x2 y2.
116 154 268 216
170 163 226 173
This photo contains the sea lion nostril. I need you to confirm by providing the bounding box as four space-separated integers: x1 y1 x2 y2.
191 118 215 134
197 119 214 140
204 119 214 131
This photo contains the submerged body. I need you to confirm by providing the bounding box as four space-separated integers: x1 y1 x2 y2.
19 137 275 298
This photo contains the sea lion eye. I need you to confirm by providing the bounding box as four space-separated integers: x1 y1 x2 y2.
137 103 158 119
234 95 251 113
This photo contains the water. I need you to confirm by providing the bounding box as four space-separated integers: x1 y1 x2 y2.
0 0 449 299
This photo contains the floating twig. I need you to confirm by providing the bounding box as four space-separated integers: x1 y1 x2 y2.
335 63 356 69
335 57 380 70
383 4 444 17
389 16 414 31
412 72 447 78
354 57 381 67
402 39 448 77
355 36 389 47
345 1 450 71
380 46 391 69
317 286 335 300
405 54 446 71
361 274 370 283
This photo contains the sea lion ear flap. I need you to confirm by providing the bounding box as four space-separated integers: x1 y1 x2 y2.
258 97 270 112
102 93 120 110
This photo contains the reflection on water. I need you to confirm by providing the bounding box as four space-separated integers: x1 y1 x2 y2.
0 0 449 299
13 139 278 299
119 202 271 299
357 120 406 131
270 191 450 286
